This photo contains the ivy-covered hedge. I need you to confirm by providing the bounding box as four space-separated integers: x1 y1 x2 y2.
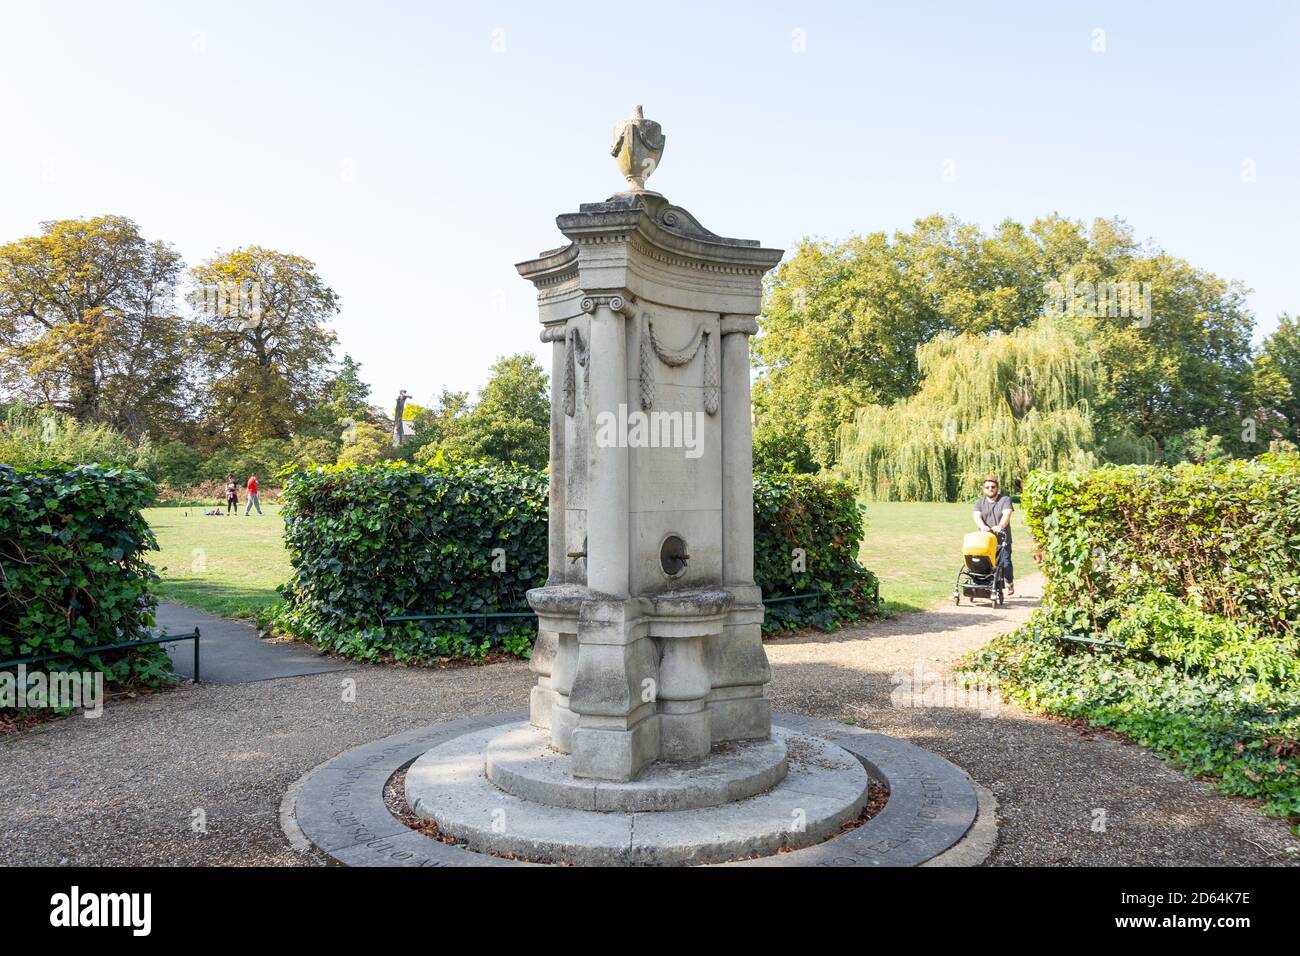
272 462 881 662
273 460 549 661
754 472 882 633
963 457 1300 829
0 464 171 692
1023 456 1300 638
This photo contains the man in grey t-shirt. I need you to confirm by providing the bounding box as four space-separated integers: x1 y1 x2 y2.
972 475 1014 595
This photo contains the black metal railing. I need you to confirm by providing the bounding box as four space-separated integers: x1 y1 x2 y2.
0 629 202 683
384 583 878 625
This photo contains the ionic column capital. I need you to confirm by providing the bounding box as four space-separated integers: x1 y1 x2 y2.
580 292 635 317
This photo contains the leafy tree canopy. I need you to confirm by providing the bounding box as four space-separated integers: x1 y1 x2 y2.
755 214 1258 471
189 246 339 447
1259 313 1300 442
839 315 1156 501
0 215 188 439
417 354 549 469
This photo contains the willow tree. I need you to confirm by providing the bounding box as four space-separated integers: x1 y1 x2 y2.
837 317 1151 501
755 215 1255 471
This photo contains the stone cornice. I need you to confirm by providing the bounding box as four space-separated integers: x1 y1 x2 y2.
516 192 783 292
515 242 580 288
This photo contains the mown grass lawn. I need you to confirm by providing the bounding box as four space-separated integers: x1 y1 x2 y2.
858 500 1034 613
145 503 291 618
143 498 1035 620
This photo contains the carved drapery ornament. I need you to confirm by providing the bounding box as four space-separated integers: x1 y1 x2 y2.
541 323 589 418
548 295 721 420
639 313 718 416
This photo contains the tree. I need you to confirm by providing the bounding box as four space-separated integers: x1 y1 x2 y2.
299 352 378 458
287 435 339 469
438 354 549 467
153 439 204 488
754 216 1044 470
0 215 188 439
1159 426 1228 466
1081 248 1255 455
0 402 145 470
189 246 339 447
838 316 1155 501
1259 314 1300 442
310 353 372 431
755 214 1257 470
405 388 469 462
336 421 391 466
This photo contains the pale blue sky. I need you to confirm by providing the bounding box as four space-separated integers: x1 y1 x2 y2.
2 1 1297 408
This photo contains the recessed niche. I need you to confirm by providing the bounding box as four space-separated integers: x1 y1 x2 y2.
659 535 689 576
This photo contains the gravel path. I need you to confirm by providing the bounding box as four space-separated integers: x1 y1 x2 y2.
765 574 1298 866
1 575 1295 866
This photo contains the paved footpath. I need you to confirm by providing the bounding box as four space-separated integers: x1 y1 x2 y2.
1 578 1296 865
156 602 349 683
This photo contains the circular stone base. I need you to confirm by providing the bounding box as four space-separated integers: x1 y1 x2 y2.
408 723 866 866
485 722 789 812
285 711 990 867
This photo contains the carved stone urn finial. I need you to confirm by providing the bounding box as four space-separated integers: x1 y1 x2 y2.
611 104 665 193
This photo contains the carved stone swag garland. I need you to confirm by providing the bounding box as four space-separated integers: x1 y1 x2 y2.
543 310 719 419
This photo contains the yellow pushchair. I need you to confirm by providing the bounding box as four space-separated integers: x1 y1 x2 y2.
953 530 1007 607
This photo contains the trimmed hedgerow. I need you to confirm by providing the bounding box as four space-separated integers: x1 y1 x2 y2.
272 462 881 662
962 456 1300 830
1023 455 1300 638
0 464 171 692
273 459 549 662
754 472 882 633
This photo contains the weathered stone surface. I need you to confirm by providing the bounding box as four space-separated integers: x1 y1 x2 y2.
406 721 866 866
720 716 984 867
517 110 785 778
290 711 527 863
485 721 788 812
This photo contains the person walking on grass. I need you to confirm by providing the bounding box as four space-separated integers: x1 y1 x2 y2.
972 475 1014 595
245 473 262 515
225 475 238 514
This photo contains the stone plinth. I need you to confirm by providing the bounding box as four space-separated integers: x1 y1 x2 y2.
484 722 789 812
406 723 869 866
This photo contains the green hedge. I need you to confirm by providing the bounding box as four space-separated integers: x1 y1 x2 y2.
1024 456 1300 638
272 462 881 662
0 464 171 693
274 460 548 661
754 472 882 633
963 456 1300 829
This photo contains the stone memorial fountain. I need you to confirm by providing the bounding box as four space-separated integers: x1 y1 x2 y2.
519 104 780 783
287 107 986 867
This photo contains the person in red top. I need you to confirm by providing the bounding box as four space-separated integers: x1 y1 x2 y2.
245 474 262 515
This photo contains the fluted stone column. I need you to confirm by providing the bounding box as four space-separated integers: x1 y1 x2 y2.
720 315 758 589
581 296 629 599
529 327 568 732
566 294 660 780
707 314 771 741
544 328 567 586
